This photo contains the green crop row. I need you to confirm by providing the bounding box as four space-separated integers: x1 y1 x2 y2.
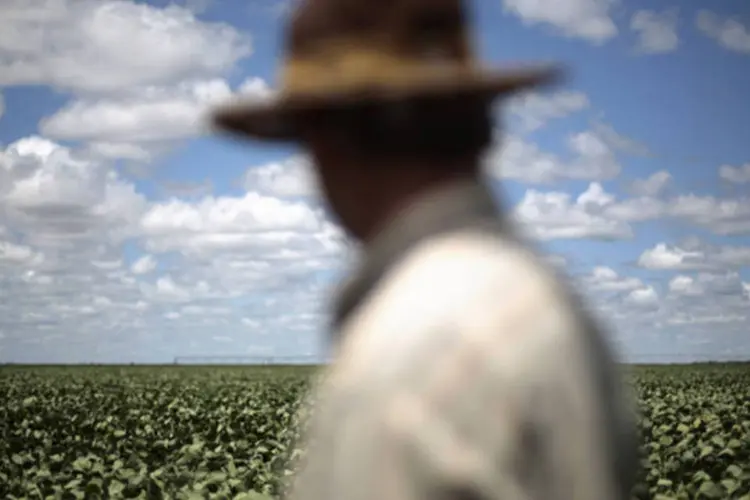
1 364 749 499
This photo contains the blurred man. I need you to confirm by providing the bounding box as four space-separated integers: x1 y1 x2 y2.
211 0 640 499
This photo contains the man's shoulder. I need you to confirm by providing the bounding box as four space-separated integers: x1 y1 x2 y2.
336 229 593 377
383 228 570 316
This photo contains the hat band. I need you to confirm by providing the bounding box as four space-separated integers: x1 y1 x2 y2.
279 41 475 96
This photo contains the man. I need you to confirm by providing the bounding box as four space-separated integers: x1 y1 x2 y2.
211 0 640 499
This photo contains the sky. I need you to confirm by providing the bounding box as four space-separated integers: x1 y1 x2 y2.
0 0 749 364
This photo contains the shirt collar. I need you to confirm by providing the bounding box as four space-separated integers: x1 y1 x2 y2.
331 177 505 336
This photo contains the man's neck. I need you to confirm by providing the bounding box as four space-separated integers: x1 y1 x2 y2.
358 169 481 245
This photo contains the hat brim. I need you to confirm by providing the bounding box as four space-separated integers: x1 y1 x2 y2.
211 65 564 142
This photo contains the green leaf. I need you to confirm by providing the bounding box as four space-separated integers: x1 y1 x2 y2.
725 464 742 478
720 479 738 495
698 480 724 499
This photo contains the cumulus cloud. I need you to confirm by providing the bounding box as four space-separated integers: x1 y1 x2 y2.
0 136 147 247
40 80 231 143
629 170 671 197
669 194 750 235
1 133 749 362
139 192 342 256
0 0 252 94
630 9 680 54
0 134 348 363
131 255 157 275
695 10 750 54
589 120 652 157
501 0 618 43
569 262 750 362
638 242 750 270
513 182 633 240
638 243 704 270
660 270 749 334
0 0 265 170
0 241 44 267
1 0 747 364
719 163 750 184
625 285 659 307
487 130 621 184
487 120 651 186
668 272 746 298
39 77 273 157
240 155 318 199
505 168 750 244
506 90 590 132
583 266 643 292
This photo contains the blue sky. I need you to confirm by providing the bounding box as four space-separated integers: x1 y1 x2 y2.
0 0 748 364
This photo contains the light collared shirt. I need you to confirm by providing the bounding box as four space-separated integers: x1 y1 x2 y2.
286 178 639 500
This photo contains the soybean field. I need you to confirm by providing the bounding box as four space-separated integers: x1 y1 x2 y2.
1 363 749 499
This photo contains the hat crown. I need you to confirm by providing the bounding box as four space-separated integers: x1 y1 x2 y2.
287 0 470 62
211 0 562 140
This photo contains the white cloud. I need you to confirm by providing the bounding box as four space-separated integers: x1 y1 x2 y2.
0 136 348 362
590 120 651 157
668 275 699 295
140 275 217 304
569 262 750 362
0 0 747 363
501 0 618 43
494 159 750 239
0 241 44 266
139 192 340 255
625 285 659 307
696 10 750 54
1 133 747 362
39 77 272 147
719 163 750 184
487 130 620 184
0 136 147 248
131 255 157 275
660 270 749 330
240 155 318 199
630 9 680 54
539 172 750 236
638 242 750 270
85 142 154 162
513 182 633 240
629 170 671 197
0 137 163 360
638 243 707 270
666 313 747 326
609 191 750 236
0 0 252 94
583 266 643 292
40 79 230 143
181 0 213 14
510 177 741 242
669 194 750 235
241 317 261 328
237 77 276 97
506 90 590 132
668 271 745 298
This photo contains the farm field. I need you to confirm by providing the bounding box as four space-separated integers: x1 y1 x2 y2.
1 363 749 499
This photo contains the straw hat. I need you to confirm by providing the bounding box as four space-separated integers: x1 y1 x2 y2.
211 0 563 142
